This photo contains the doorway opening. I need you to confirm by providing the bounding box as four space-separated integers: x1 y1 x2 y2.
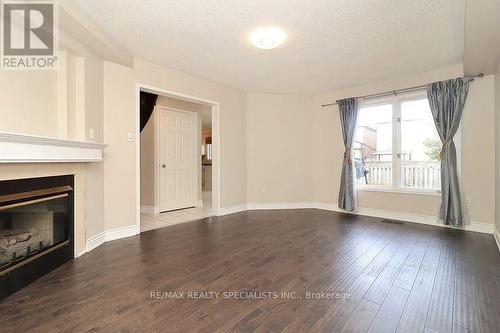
136 85 220 232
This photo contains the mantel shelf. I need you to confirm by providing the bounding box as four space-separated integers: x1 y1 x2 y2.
0 132 104 163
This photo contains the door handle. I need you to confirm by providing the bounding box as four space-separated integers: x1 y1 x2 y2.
161 163 166 168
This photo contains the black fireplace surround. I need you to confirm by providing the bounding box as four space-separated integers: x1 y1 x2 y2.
0 175 74 301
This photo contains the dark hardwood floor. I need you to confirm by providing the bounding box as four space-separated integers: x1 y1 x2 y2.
1 209 500 332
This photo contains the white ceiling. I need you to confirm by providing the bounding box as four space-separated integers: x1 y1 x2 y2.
78 0 465 94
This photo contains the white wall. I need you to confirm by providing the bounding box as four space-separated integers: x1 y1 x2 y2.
103 61 136 231
313 65 496 225
81 53 105 240
246 94 313 203
461 75 496 225
84 54 104 142
0 71 58 136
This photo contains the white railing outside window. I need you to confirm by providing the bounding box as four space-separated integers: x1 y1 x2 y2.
363 161 440 190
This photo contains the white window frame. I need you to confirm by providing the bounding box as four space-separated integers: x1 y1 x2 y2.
356 89 459 196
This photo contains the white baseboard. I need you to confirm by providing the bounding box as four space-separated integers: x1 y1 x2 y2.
75 249 87 258
104 225 138 242
246 202 317 210
315 202 494 234
494 226 500 252
81 202 497 258
80 225 138 257
238 201 494 235
85 231 105 254
140 205 156 214
218 204 247 216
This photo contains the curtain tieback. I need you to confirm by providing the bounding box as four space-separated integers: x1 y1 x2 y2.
343 148 352 165
439 138 453 160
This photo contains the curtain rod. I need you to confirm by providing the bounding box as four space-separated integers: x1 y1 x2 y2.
321 73 484 107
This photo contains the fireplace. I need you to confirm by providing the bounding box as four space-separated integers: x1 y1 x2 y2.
0 175 74 301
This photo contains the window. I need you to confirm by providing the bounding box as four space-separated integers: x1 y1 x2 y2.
353 92 442 192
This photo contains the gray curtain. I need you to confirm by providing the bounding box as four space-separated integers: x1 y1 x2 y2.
426 78 469 226
338 98 359 211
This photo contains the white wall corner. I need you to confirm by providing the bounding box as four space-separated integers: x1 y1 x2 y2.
494 226 500 252
85 231 105 253
59 0 134 67
140 205 156 214
104 225 138 242
75 249 87 258
83 225 138 256
218 204 247 216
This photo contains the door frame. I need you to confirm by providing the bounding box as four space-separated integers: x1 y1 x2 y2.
135 83 221 233
155 106 200 213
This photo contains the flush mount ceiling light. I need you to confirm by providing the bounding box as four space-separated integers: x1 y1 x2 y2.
249 27 286 49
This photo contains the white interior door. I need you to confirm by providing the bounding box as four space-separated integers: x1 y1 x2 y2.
159 108 198 212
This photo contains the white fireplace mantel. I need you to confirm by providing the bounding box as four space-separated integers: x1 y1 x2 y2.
0 132 104 163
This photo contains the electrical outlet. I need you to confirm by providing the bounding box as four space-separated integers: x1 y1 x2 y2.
262 186 269 193
89 128 95 140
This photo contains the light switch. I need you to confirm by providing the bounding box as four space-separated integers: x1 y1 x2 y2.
127 132 134 142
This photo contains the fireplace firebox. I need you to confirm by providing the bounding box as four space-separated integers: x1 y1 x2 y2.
0 175 74 301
